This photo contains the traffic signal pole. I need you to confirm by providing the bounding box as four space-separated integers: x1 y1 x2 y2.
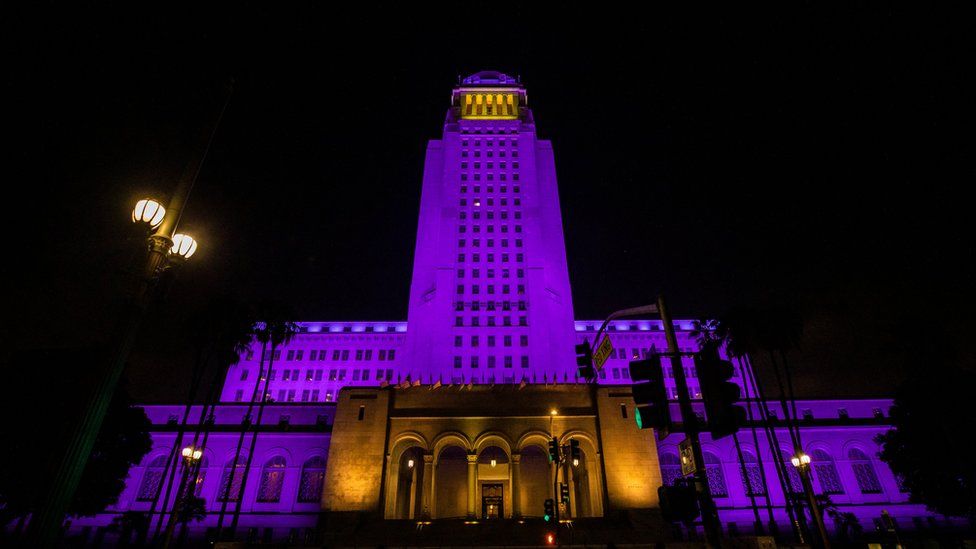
658 294 723 547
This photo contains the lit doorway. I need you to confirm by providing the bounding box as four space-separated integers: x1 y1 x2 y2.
481 483 504 519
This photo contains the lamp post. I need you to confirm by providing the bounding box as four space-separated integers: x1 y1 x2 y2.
792 452 831 549
26 197 201 546
160 446 203 549
26 84 230 547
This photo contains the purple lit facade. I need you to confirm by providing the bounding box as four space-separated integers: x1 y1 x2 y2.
56 72 955 545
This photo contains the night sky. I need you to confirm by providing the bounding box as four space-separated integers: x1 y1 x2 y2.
7 6 972 402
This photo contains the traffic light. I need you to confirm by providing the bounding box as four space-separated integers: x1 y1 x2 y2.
569 439 581 465
629 354 671 435
559 482 570 503
695 344 747 439
575 342 594 379
545 532 556 545
548 437 560 463
658 479 700 523
543 498 555 522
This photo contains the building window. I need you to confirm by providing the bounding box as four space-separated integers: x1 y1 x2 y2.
455 336 463 347
660 453 682 486
298 456 327 503
812 449 845 494
234 389 244 402
471 356 479 368
704 452 728 497
136 455 168 501
454 356 462 368
739 451 766 496
488 356 496 368
520 356 529 368
848 448 882 494
257 456 287 502
504 356 513 368
218 454 248 502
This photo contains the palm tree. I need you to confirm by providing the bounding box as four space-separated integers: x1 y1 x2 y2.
152 297 254 548
717 306 807 541
226 303 298 539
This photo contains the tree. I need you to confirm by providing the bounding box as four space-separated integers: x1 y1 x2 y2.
0 348 152 529
875 367 976 518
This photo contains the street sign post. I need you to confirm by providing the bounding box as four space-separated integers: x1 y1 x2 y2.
593 335 614 369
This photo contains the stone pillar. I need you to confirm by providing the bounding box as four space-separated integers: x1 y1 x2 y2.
567 459 578 517
421 454 434 519
510 453 522 518
466 453 478 518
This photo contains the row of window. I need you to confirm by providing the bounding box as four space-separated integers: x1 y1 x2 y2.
461 149 518 158
660 448 886 497
456 284 526 295
453 355 530 368
461 139 518 147
460 173 519 182
137 455 326 504
459 210 521 221
454 316 528 327
261 348 398 362
460 162 519 170
454 334 529 347
457 239 524 250
240 367 397 384
460 198 521 208
454 300 527 311
457 224 522 234
457 252 524 263
457 268 525 278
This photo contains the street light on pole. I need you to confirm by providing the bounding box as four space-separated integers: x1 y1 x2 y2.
26 83 232 546
792 451 831 549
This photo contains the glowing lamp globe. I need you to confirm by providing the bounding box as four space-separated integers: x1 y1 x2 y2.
132 199 166 229
170 234 198 259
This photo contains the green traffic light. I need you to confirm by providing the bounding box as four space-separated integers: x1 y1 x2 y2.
544 514 551 522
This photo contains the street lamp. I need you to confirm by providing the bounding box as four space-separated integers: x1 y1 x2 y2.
27 85 232 548
132 198 166 228
170 234 199 260
792 451 830 549
181 446 203 463
791 452 811 468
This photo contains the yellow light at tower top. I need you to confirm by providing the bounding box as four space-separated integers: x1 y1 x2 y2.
460 89 519 119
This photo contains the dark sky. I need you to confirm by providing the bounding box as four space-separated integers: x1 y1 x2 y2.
6 5 973 402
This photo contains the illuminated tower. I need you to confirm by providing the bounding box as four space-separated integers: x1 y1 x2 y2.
404 71 576 383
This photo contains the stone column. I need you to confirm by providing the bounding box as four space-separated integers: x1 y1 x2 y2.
566 459 578 517
421 454 434 519
510 453 522 518
466 453 478 518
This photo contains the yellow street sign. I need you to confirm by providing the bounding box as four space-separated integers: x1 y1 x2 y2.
593 336 614 369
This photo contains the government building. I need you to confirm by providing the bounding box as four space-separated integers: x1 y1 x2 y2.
57 72 953 546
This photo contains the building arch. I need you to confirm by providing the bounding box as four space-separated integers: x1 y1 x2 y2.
809 448 845 495
516 430 551 453
256 455 287 503
391 431 430 453
474 431 513 457
298 455 327 503
431 431 472 461
258 446 293 465
846 446 883 494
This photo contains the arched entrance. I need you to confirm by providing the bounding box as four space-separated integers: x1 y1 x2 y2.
518 445 550 518
392 446 426 519
568 446 593 517
477 445 509 519
434 446 468 518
